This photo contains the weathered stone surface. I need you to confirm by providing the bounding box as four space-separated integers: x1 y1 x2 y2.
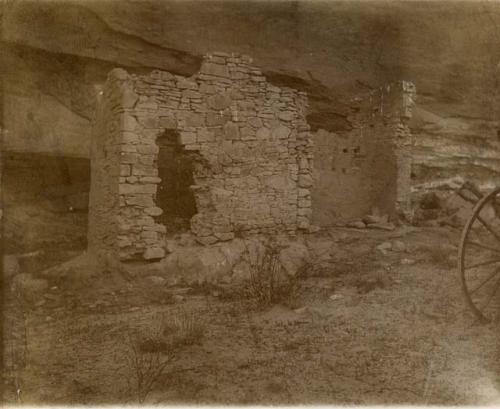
144 206 163 216
207 93 232 110
256 127 271 139
224 122 240 140
125 194 155 207
272 125 291 139
279 242 310 276
119 183 157 194
298 174 313 188
144 247 166 260
122 115 139 132
179 132 197 145
201 62 230 78
88 53 313 262
145 275 166 286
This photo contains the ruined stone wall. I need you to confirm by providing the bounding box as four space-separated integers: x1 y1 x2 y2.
312 81 416 225
88 52 313 261
87 72 133 259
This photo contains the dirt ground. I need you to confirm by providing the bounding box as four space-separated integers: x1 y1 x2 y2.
3 226 500 405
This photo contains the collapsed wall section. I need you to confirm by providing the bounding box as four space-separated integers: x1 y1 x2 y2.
312 81 416 225
88 52 313 261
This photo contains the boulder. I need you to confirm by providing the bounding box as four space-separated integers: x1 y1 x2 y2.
392 240 407 252
145 275 166 286
376 241 392 255
159 244 236 284
279 242 310 276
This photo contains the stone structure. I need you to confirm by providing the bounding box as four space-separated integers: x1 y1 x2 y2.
88 52 313 261
312 81 416 225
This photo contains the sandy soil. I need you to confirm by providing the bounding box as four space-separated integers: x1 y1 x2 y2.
3 226 500 405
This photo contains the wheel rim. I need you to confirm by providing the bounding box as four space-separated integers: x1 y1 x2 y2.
458 186 500 323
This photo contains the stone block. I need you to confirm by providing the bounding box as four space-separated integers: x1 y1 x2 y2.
298 174 313 188
195 235 218 245
182 89 202 99
141 230 158 239
139 155 155 165
144 247 166 260
186 112 205 127
256 127 271 139
122 115 138 132
207 93 232 110
201 62 230 78
248 117 263 128
119 183 157 194
118 235 132 248
137 115 158 128
122 87 139 108
144 224 167 233
137 145 159 155
176 78 198 89
144 207 163 216
179 132 197 145
120 152 140 164
120 164 131 176
272 125 291 139
207 111 229 126
298 188 309 197
140 176 162 183
159 116 177 129
215 232 235 241
125 194 155 207
197 129 215 142
224 122 240 140
200 83 217 94
278 111 295 121
132 164 158 176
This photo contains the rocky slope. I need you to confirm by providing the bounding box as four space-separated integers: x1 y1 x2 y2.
2 0 500 189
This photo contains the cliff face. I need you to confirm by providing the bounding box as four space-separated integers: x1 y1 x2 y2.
2 0 500 189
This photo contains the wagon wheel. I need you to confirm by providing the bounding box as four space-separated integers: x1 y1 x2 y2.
458 186 500 323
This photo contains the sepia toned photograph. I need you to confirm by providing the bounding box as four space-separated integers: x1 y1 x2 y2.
1 0 500 405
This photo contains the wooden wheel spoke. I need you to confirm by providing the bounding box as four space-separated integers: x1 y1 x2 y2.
458 187 500 322
465 258 500 270
476 215 500 245
480 274 500 311
470 267 500 294
466 240 500 255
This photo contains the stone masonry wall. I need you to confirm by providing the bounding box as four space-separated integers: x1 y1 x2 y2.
312 81 416 225
88 52 313 261
87 74 126 259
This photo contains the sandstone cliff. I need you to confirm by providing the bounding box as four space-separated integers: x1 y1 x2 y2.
2 0 500 191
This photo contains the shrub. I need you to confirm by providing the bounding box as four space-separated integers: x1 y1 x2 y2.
124 309 205 403
125 330 175 403
244 241 303 308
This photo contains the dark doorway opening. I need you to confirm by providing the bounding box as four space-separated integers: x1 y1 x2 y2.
155 130 197 234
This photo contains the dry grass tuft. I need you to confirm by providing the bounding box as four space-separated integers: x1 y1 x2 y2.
244 242 303 309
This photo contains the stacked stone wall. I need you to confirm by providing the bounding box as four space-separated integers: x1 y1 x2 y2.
312 81 416 224
88 52 313 261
